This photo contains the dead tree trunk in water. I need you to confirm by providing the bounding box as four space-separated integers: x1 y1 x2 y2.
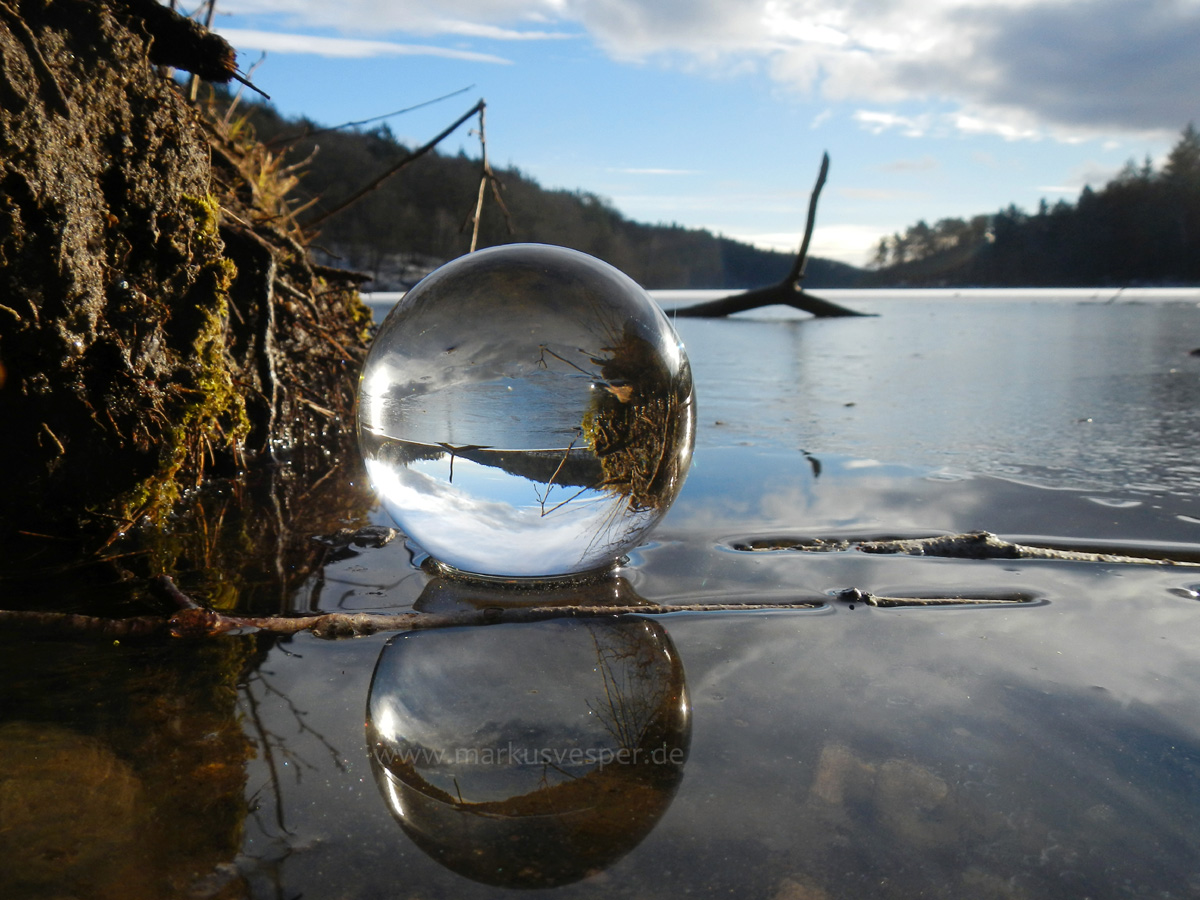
672 153 870 318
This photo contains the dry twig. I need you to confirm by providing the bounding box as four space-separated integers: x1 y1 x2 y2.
462 102 514 251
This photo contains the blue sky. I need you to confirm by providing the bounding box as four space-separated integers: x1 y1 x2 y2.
213 0 1200 267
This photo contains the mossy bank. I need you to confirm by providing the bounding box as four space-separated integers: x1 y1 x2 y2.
0 0 372 554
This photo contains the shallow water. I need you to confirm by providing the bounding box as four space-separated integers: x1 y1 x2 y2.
668 289 1200 495
5 290 1200 899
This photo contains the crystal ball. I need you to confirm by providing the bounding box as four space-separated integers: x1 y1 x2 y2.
356 243 695 578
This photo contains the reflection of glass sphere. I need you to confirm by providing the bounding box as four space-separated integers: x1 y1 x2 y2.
366 619 691 888
413 566 641 614
357 244 695 578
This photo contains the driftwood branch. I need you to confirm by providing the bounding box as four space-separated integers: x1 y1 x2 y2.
673 152 869 319
788 149 828 285
742 530 1200 565
860 531 1200 563
2 530 1195 641
303 99 486 229
166 597 828 640
0 609 170 639
0 577 826 641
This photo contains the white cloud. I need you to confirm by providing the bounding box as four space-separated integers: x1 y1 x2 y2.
952 111 1041 142
225 0 570 34
217 28 514 62
421 20 574 40
853 110 932 138
760 1 849 47
721 230 803 254
222 0 1200 138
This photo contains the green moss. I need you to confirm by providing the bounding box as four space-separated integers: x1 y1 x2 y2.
109 194 248 527
180 192 222 236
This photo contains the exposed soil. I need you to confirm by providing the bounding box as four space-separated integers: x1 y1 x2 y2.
0 0 372 550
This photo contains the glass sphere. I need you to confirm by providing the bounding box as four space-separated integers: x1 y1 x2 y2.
366 619 691 887
357 243 695 578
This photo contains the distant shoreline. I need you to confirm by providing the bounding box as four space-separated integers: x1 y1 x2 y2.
366 286 1200 311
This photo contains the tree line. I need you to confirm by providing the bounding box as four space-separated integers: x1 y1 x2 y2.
866 124 1200 286
221 96 861 290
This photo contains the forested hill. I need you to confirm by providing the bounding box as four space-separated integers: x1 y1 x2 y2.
224 99 863 291
863 125 1200 287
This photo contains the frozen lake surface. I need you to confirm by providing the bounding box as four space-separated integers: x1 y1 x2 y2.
5 289 1200 900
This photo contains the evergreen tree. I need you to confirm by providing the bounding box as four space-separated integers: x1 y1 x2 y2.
863 124 1200 286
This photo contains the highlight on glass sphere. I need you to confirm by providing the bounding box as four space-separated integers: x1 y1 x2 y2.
365 618 691 888
356 243 695 578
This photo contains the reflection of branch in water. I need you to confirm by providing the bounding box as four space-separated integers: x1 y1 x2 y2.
240 673 291 837
237 660 348 837
328 569 425 612
304 526 420 612
586 625 669 752
250 668 348 775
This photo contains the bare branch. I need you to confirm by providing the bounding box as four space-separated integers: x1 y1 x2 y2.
303 100 485 230
737 530 1200 565
462 103 515 251
4 529 1192 642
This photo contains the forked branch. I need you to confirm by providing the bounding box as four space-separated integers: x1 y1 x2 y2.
673 152 869 318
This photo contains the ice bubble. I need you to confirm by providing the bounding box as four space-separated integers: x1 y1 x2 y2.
356 244 695 578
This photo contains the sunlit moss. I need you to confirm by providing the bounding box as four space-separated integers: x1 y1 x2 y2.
108 193 250 528
581 322 692 513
